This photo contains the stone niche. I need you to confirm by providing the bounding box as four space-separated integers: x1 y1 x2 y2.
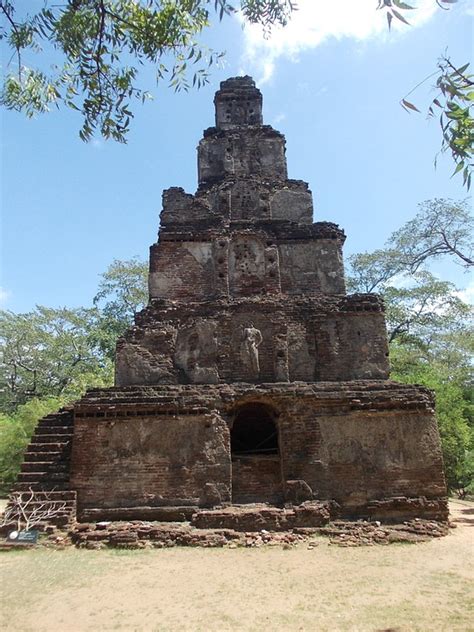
148 241 215 301
278 240 345 294
228 235 266 296
270 185 313 223
174 320 219 384
228 179 270 221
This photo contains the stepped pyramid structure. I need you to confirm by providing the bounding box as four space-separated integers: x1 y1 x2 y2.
12 77 448 529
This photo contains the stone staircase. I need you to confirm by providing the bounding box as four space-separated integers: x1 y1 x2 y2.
3 408 77 532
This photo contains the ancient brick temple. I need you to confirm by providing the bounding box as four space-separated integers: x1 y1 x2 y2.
15 77 448 527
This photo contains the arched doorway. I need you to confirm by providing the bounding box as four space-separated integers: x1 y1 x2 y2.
230 403 283 504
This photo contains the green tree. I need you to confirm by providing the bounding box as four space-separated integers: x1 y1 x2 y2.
348 203 472 346
93 256 148 359
0 257 147 412
348 198 474 494
391 198 473 272
383 271 470 344
391 344 473 494
0 306 113 411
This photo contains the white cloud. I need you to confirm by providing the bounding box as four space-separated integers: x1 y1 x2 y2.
0 287 11 306
239 0 438 84
455 280 474 305
462 0 474 17
272 112 286 125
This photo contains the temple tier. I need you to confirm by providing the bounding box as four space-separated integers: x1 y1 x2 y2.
10 77 448 530
115 76 389 387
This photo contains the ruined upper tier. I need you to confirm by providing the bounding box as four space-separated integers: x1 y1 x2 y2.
198 76 286 185
115 77 391 386
150 76 347 301
214 75 263 129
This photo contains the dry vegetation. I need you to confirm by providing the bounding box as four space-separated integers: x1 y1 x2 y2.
0 500 472 632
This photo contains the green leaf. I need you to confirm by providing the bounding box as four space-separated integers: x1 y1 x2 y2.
452 161 465 176
454 63 470 76
401 98 420 113
393 1 415 9
392 9 410 24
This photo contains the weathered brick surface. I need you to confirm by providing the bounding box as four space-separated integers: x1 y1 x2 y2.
70 382 447 521
71 411 230 516
115 296 390 386
7 76 448 533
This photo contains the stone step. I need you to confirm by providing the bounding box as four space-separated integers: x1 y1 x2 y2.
14 490 77 501
23 450 64 462
34 425 73 435
17 471 47 482
6 501 77 512
26 442 70 452
18 469 69 483
30 434 71 445
5 490 76 504
13 482 71 492
39 416 73 425
21 461 68 473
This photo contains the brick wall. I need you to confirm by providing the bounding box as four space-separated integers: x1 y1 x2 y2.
71 411 231 514
70 383 447 519
115 297 390 386
232 456 283 504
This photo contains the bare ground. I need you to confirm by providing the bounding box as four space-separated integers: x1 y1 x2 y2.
0 500 472 632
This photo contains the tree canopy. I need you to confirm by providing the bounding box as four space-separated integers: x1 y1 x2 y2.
347 197 473 495
0 1 295 141
0 306 113 412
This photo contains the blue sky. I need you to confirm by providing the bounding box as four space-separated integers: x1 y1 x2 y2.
1 0 472 313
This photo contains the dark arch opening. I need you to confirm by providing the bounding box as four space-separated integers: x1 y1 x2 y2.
231 404 279 457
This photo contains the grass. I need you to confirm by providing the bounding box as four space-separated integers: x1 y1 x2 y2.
0 501 472 631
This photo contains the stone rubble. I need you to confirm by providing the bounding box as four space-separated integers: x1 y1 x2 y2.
65 518 449 550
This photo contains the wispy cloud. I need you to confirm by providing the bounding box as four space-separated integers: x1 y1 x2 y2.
0 287 11 306
239 0 438 84
455 280 474 306
272 112 286 125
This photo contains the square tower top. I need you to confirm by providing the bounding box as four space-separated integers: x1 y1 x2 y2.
214 76 263 128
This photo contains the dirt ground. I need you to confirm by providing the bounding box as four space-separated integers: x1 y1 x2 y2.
0 500 472 632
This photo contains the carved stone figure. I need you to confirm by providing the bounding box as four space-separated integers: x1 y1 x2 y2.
241 324 263 377
174 321 219 384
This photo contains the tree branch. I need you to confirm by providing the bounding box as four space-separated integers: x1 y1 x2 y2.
0 1 22 80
